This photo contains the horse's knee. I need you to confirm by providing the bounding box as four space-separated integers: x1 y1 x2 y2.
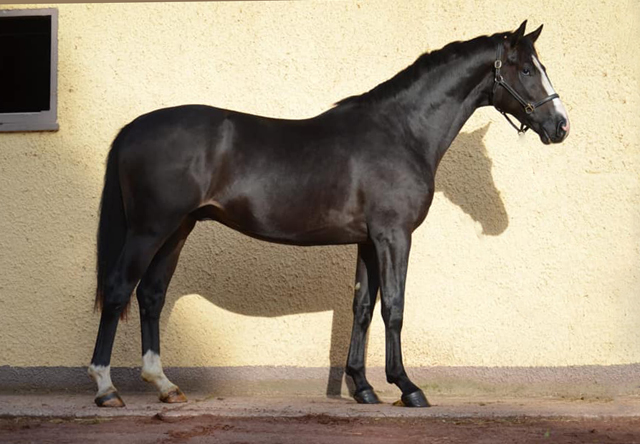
353 305 373 327
382 307 404 331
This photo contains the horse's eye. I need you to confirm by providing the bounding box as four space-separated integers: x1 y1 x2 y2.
522 67 531 76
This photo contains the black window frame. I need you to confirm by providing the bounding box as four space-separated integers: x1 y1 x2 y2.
0 8 58 132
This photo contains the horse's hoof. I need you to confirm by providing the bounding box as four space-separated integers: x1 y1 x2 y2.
95 391 125 408
160 388 187 404
396 390 430 408
354 388 381 404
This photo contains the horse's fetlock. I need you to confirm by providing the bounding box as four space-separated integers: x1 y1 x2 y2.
346 363 364 377
141 371 155 383
386 374 397 384
385 367 408 385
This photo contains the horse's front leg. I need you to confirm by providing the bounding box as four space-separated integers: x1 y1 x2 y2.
345 242 381 404
372 228 430 407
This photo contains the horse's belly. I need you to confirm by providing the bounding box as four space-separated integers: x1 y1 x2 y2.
194 200 368 246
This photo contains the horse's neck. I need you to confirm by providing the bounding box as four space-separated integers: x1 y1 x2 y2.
383 45 495 169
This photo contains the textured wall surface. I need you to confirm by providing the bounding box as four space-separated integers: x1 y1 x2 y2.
0 1 639 384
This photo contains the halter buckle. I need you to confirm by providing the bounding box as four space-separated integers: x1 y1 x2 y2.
524 104 534 114
494 60 502 69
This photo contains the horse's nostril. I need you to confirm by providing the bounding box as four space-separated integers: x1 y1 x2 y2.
557 120 568 138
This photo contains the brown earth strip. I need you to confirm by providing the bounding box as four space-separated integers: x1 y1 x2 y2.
1 415 639 444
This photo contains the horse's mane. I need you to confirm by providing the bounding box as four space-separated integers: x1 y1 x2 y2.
335 32 508 107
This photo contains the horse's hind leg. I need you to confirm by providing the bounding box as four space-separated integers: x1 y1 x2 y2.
89 225 179 407
345 242 381 404
137 217 195 403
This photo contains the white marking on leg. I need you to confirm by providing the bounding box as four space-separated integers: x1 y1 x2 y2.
532 55 569 126
88 364 116 397
141 351 177 395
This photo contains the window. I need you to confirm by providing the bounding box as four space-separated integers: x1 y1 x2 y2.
0 8 58 132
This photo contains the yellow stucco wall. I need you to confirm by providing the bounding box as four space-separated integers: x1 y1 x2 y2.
1 1 638 372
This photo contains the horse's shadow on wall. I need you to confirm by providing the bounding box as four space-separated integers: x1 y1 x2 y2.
161 124 508 397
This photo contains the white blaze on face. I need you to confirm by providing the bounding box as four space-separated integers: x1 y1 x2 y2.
141 350 177 395
532 55 570 133
88 364 115 397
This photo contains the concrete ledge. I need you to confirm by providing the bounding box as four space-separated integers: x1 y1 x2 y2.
1 394 640 420
2 364 640 398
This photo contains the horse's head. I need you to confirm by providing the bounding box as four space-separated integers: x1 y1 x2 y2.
492 21 570 144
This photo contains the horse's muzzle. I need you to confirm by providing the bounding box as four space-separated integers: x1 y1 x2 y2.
545 118 569 144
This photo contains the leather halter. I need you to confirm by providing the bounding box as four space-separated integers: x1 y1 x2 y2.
492 42 559 134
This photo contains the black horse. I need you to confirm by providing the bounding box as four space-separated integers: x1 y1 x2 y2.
89 21 569 408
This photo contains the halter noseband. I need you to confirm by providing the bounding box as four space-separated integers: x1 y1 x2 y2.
492 41 559 134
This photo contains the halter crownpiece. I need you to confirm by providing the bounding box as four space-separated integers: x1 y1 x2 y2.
492 40 559 134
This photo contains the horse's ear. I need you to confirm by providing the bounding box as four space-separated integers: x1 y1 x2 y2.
526 24 543 44
510 20 527 47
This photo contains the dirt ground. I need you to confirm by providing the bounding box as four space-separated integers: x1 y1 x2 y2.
1 415 640 444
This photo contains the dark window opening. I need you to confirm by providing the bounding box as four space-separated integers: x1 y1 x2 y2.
0 16 52 113
0 9 58 132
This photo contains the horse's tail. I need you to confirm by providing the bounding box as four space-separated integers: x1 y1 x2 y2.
95 128 129 318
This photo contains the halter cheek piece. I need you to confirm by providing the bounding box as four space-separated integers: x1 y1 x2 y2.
492 42 559 134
